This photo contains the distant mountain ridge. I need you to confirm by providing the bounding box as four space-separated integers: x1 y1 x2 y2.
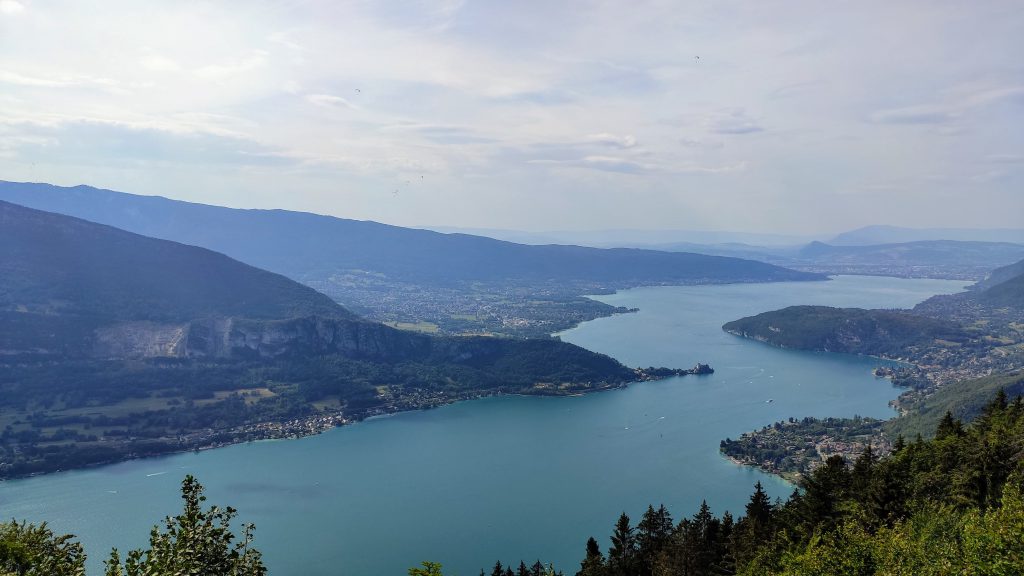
913 256 1024 316
830 225 1024 246
973 258 1024 292
424 226 816 247
979 273 1024 308
593 238 1024 282
0 181 822 288
796 240 1024 268
974 259 1024 308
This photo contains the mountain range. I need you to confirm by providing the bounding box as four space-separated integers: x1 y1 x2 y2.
0 200 633 372
0 181 819 288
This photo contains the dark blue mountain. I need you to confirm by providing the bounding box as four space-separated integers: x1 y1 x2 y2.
0 181 822 287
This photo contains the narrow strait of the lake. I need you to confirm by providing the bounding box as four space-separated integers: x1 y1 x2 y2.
0 276 969 575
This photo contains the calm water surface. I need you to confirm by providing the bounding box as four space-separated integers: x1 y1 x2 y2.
0 276 968 575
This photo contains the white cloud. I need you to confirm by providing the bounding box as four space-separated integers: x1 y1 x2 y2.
966 85 1024 107
869 105 958 125
140 55 181 72
705 109 764 135
585 133 637 149
268 31 305 52
0 70 124 91
305 94 360 111
194 51 267 79
581 155 652 173
0 70 72 87
0 0 1021 233
0 0 24 14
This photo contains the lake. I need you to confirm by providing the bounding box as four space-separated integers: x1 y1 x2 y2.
0 276 968 575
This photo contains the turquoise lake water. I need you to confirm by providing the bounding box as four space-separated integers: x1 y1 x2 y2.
0 276 969 575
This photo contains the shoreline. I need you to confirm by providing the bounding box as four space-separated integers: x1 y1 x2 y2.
720 452 801 485
3 275 957 484
3 370 712 483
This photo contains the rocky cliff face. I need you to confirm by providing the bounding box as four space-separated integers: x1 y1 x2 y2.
89 316 429 360
184 316 429 360
94 322 189 358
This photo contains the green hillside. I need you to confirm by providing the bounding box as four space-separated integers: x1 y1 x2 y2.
887 370 1024 438
722 305 970 357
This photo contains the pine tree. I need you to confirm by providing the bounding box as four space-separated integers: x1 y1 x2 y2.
576 537 605 576
636 504 672 576
492 560 506 576
732 480 776 568
607 513 636 576
984 388 1009 416
745 481 773 529
690 500 722 573
851 444 877 500
892 434 906 453
716 511 736 575
868 450 910 526
936 411 964 439
798 455 850 533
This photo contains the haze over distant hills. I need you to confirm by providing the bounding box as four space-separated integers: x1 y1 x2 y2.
973 258 1024 292
424 221 1024 282
0 181 819 287
829 225 1024 246
425 226 817 248
426 224 1024 251
795 240 1024 270
616 239 1024 282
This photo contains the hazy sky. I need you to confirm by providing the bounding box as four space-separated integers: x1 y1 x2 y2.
1 1 1022 234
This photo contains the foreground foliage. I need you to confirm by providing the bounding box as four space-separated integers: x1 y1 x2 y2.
0 476 263 576
0 520 84 576
573 390 1024 576
103 475 265 576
